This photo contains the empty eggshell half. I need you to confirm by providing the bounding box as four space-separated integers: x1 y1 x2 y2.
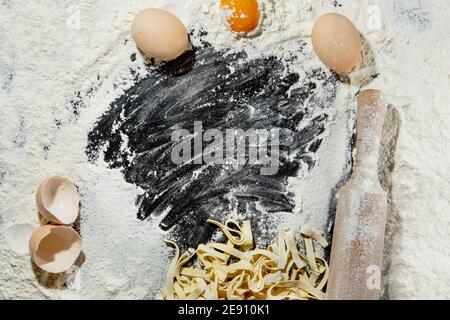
29 225 81 274
311 13 362 73
131 8 189 61
36 176 80 225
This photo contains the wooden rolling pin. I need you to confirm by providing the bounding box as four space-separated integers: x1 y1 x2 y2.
327 89 388 300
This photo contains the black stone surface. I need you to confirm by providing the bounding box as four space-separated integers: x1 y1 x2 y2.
87 43 339 250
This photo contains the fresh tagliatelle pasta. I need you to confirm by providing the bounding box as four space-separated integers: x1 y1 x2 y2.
162 219 329 300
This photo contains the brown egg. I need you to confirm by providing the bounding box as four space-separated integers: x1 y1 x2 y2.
131 8 189 61
36 176 80 225
29 225 81 274
311 13 362 73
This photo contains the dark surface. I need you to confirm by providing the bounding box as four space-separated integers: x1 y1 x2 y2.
87 43 340 250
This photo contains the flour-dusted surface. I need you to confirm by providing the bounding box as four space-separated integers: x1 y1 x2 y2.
0 0 174 299
369 1 450 299
0 0 449 300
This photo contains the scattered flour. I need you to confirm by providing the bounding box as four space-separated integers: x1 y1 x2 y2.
0 0 171 300
0 0 449 299
368 0 450 299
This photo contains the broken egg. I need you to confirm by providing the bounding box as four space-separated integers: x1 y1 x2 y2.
4 224 35 256
220 0 262 35
29 225 81 274
36 176 80 225
311 13 362 73
131 8 190 61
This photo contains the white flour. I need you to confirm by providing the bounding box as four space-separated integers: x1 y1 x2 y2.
0 0 449 299
369 0 450 299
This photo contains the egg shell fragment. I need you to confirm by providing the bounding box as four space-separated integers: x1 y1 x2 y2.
4 224 35 255
29 225 81 274
36 176 80 225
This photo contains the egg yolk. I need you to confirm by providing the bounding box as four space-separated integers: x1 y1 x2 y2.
220 0 260 34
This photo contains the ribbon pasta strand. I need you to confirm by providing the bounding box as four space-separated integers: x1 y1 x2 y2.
162 220 329 300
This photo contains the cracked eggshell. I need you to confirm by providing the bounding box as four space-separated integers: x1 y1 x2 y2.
36 176 80 225
4 224 35 255
29 225 81 274
131 8 189 61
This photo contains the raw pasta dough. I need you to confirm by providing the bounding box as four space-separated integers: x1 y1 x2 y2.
162 220 329 300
